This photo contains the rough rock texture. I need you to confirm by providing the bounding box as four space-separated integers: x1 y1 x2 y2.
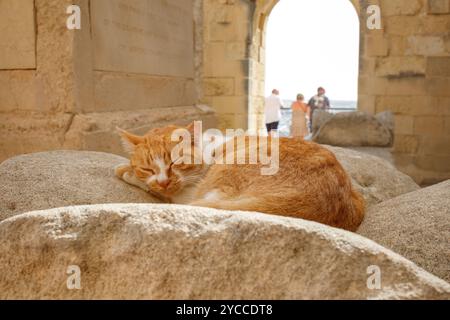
0 151 158 222
312 109 334 136
348 147 395 165
0 204 449 299
375 111 395 137
325 146 419 207
358 180 450 282
313 112 393 147
63 105 216 157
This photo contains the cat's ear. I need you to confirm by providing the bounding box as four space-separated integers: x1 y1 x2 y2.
116 127 144 154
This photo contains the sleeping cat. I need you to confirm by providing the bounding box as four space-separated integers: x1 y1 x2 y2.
115 123 365 231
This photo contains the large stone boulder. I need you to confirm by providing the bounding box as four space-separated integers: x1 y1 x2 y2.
0 204 448 299
312 109 334 136
313 111 393 147
358 180 450 282
325 146 419 207
0 151 158 222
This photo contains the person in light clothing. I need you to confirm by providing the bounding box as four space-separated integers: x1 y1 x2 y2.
307 87 331 131
264 89 284 133
291 94 310 138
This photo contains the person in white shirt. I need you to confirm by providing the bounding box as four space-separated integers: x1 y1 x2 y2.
264 89 284 133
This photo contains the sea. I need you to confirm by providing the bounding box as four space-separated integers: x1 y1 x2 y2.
279 99 357 137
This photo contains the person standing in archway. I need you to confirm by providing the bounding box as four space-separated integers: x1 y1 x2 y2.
291 94 310 138
308 87 331 131
264 89 284 133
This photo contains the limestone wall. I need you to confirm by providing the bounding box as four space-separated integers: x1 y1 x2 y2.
198 0 254 129
358 0 450 185
0 0 215 162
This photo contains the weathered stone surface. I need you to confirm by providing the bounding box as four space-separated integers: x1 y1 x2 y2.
428 0 450 14
348 147 395 165
381 0 423 16
358 180 450 282
375 111 395 136
0 112 74 162
91 0 194 77
311 109 334 136
376 57 426 77
325 146 419 207
0 151 158 222
313 112 393 147
365 35 389 57
407 36 446 56
64 105 216 156
0 0 36 69
0 204 449 299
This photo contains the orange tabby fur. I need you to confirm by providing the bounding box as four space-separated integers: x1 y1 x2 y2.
116 124 365 231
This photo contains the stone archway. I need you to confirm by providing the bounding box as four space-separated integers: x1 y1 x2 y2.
200 0 450 184
247 0 363 132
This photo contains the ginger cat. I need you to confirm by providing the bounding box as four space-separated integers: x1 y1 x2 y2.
115 124 365 231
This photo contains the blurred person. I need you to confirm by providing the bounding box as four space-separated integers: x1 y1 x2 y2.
308 87 330 131
264 89 284 133
291 93 310 138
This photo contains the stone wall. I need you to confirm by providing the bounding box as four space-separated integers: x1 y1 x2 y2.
198 0 254 129
201 0 450 185
0 0 215 162
358 0 450 185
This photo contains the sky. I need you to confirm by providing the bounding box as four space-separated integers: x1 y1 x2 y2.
265 0 360 101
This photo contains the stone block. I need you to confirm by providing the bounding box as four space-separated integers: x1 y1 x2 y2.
407 36 447 56
427 0 450 14
64 106 217 156
381 0 423 16
421 15 450 34
0 0 36 69
203 78 235 96
204 43 248 77
386 78 428 96
376 57 426 77
427 78 450 97
365 35 389 57
444 117 450 135
226 42 247 60
91 0 194 77
376 96 430 116
419 136 450 156
91 72 196 113
359 58 376 75
393 135 419 154
209 96 248 115
388 36 408 55
385 16 422 36
427 57 450 76
415 155 450 172
414 116 445 135
395 115 414 135
357 94 376 114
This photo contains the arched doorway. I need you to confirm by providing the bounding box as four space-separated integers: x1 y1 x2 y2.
248 0 362 132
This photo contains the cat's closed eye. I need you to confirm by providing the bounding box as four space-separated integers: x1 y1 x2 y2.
137 167 154 175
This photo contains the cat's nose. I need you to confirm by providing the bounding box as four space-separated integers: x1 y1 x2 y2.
157 179 171 189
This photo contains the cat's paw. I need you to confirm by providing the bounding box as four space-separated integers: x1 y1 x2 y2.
114 164 132 179
123 171 150 192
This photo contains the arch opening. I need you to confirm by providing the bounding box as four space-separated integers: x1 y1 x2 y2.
249 0 361 133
